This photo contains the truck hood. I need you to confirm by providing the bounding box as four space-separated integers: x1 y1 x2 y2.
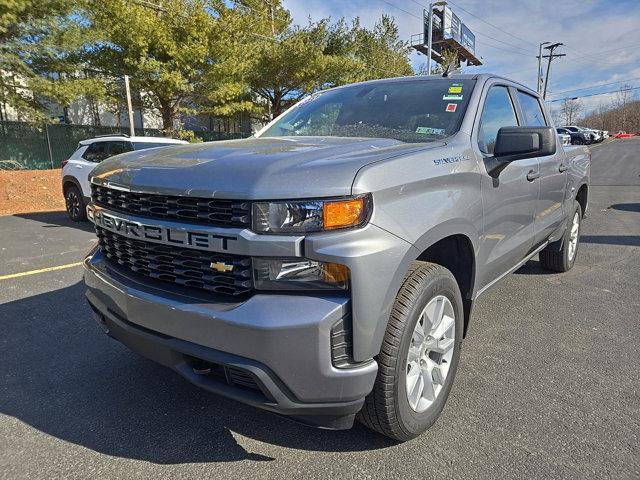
90 136 441 199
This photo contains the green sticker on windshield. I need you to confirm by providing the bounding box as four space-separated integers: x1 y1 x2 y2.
416 126 445 135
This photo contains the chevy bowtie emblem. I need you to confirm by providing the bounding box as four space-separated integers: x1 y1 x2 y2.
210 261 234 273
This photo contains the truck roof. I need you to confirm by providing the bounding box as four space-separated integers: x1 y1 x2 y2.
326 73 539 98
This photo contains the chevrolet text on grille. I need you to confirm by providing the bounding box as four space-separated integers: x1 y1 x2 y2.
87 205 237 251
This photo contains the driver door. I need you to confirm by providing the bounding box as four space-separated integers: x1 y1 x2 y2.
474 84 540 291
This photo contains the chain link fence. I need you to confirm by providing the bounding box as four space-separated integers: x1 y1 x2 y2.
0 121 250 170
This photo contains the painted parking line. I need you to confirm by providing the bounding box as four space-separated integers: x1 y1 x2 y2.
0 262 83 281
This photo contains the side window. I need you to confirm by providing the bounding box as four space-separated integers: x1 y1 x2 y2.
517 90 546 126
82 142 108 162
109 141 133 156
478 86 518 154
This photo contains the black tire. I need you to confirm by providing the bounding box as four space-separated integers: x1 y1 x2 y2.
539 202 582 272
357 261 464 441
573 138 583 145
64 185 87 222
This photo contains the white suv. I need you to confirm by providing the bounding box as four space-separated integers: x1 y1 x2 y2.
61 135 187 221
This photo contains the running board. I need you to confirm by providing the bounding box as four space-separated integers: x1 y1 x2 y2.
474 241 549 299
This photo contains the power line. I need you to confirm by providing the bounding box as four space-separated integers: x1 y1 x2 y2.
475 39 532 57
548 77 640 96
546 86 640 103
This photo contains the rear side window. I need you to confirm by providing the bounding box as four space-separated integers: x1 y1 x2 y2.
517 91 546 126
82 141 133 162
478 86 518 154
82 142 108 162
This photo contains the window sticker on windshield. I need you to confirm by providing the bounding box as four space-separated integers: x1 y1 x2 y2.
443 94 463 100
448 85 463 94
416 126 445 135
446 103 457 112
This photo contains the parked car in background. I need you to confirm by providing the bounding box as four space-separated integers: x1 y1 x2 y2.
602 131 609 139
61 135 188 221
556 130 571 146
613 131 635 138
557 127 591 145
584 128 603 143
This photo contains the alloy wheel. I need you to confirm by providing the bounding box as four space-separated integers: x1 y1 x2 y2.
66 191 80 218
568 211 580 261
405 295 456 413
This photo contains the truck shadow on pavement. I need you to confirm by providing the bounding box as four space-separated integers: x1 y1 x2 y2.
12 211 95 233
0 281 396 464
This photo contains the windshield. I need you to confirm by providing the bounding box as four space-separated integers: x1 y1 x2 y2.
260 79 475 143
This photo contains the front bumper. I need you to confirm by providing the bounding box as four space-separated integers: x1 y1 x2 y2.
84 248 378 429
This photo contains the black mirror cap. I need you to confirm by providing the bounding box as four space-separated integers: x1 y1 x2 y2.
494 126 557 163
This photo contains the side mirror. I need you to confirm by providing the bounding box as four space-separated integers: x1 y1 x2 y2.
486 126 556 177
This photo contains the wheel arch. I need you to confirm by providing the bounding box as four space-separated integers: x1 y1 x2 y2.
62 175 82 195
576 183 588 218
415 233 477 338
401 220 479 339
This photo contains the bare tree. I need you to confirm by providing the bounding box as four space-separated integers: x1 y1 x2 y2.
560 98 583 125
614 84 633 130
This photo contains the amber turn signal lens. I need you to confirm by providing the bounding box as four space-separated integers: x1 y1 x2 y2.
322 263 350 285
323 198 366 230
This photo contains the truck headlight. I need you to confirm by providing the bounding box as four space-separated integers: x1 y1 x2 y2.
253 258 350 290
252 195 371 234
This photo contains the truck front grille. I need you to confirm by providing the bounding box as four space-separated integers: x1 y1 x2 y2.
96 226 253 297
91 184 251 228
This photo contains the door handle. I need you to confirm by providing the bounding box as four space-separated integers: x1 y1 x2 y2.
526 170 540 181
558 164 569 172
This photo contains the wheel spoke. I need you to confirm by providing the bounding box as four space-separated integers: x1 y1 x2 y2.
432 363 445 385
407 345 421 364
407 366 423 409
424 297 444 334
421 368 436 401
413 320 426 344
431 314 454 340
431 337 454 354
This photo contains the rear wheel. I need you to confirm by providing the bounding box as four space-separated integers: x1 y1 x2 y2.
65 185 86 222
540 202 582 272
357 262 463 441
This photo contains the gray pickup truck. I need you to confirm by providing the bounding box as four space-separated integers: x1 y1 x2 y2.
83 74 590 441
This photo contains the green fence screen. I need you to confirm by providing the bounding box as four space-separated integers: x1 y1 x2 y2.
0 121 249 170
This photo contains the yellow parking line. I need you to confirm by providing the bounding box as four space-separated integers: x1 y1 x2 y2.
0 262 83 281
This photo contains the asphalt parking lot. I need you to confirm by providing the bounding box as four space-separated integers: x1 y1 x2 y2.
1 139 638 479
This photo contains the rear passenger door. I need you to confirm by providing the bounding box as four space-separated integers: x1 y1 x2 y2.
474 83 539 290
515 90 567 246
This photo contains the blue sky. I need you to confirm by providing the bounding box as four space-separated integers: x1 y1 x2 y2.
282 0 640 113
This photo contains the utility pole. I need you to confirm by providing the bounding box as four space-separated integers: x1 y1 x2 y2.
124 75 135 137
537 42 550 94
541 43 566 100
